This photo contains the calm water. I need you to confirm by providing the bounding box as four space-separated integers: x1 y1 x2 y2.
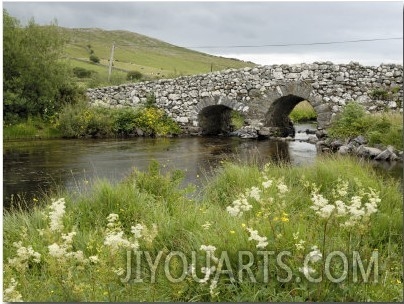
3 124 402 209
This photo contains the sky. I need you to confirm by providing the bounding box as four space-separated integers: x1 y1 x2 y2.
2 0 403 66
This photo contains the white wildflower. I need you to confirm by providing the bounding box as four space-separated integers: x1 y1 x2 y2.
247 228 268 249
8 242 41 270
226 195 252 217
247 186 261 201
310 192 329 210
89 255 99 264
104 231 132 251
335 200 347 217
113 267 125 276
48 198 66 231
106 213 119 223
3 278 23 302
142 223 158 245
202 221 212 230
277 181 289 194
295 239 306 251
131 224 144 239
262 179 273 189
48 243 66 258
316 204 335 219
200 245 217 253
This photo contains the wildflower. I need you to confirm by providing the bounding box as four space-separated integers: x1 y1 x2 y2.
248 186 261 201
335 200 347 217
277 181 289 194
200 245 217 253
3 278 23 302
202 221 212 230
226 195 252 217
230 230 235 234
295 239 306 251
89 255 99 264
8 242 41 271
262 179 273 189
247 228 268 249
48 198 66 231
113 267 125 276
48 243 66 258
131 224 144 239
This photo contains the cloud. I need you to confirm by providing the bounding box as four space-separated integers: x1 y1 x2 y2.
3 1 402 65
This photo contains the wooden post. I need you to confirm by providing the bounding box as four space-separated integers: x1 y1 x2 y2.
108 42 115 82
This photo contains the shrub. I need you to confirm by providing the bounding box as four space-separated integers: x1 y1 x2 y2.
328 102 370 138
126 71 143 81
89 54 100 64
73 67 93 78
328 102 403 149
112 108 139 136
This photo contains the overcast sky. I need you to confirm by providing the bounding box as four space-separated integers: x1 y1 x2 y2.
3 1 403 66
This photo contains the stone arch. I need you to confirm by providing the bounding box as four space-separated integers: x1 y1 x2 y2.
196 96 247 135
263 81 332 135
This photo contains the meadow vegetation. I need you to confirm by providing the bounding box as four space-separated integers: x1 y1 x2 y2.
3 157 403 302
289 100 317 123
328 102 403 149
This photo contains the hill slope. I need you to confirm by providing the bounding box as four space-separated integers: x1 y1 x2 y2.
62 27 256 83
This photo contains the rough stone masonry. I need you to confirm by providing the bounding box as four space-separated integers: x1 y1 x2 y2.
86 61 403 136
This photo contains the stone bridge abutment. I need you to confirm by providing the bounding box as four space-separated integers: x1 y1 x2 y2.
86 62 403 137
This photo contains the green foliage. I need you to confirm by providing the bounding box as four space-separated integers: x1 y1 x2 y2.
289 100 317 122
73 67 93 78
3 10 80 123
328 102 403 149
3 157 403 301
126 70 143 81
57 101 181 138
370 89 389 100
89 54 100 64
3 116 61 140
230 111 245 130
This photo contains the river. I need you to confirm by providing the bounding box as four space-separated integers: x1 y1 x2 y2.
3 124 402 209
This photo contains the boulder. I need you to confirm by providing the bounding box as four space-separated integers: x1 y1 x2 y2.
355 145 382 158
337 145 350 155
307 135 319 144
374 146 399 161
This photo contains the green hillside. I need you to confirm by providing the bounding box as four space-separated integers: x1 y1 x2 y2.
62 28 256 85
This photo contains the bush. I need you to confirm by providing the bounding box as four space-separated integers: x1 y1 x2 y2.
112 108 139 136
328 102 403 149
57 101 181 138
73 67 93 78
126 71 143 81
89 54 100 64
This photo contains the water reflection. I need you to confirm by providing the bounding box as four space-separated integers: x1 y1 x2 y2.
3 124 402 209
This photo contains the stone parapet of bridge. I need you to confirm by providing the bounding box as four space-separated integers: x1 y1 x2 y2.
86 61 403 135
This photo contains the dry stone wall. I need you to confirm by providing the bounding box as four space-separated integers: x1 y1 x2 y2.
86 61 403 134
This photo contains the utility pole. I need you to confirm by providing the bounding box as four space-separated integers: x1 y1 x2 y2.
108 41 115 82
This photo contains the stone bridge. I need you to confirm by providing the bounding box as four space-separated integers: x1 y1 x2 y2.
86 61 403 137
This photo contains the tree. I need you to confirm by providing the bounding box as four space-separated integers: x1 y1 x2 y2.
3 10 79 123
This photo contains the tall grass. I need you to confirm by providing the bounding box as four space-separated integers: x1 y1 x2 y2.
328 102 403 149
289 100 317 123
3 157 403 302
3 117 61 140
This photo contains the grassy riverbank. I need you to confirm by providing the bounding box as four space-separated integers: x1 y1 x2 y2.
328 102 403 150
3 156 402 302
